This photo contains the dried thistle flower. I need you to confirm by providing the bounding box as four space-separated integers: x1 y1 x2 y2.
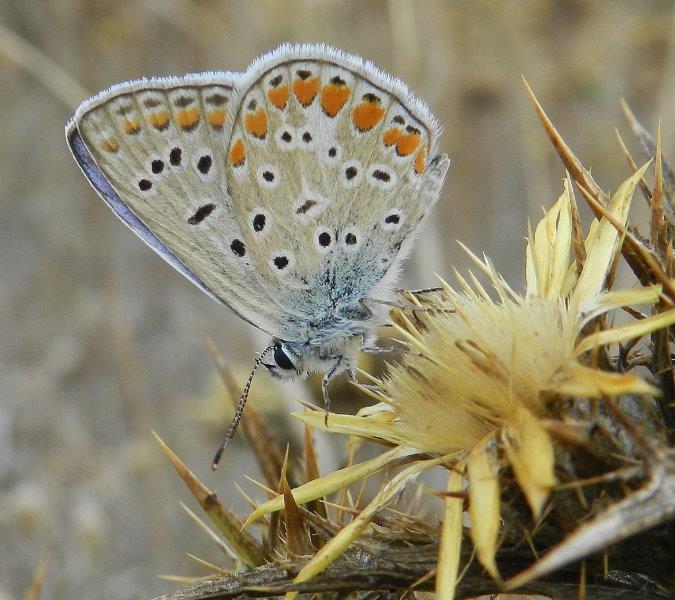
154 91 675 600
246 164 675 594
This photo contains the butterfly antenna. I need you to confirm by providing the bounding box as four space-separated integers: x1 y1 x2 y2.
211 344 274 470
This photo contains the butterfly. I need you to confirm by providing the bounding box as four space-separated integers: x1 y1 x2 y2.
66 44 449 467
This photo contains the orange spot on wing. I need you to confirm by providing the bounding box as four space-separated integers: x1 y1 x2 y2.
383 127 402 147
414 145 427 174
122 119 141 135
395 131 421 156
102 138 119 152
148 110 170 131
229 138 246 167
244 108 268 139
175 108 200 131
293 77 319 107
383 126 421 156
267 86 289 110
207 109 226 129
352 100 385 132
320 83 350 117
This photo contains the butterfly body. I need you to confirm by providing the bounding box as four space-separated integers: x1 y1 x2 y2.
66 44 449 448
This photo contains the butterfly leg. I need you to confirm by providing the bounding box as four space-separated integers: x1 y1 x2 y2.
360 342 398 354
395 286 443 295
322 357 346 427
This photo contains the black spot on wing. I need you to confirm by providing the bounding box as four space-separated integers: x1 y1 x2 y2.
188 203 216 224
205 93 227 105
174 95 194 108
273 256 289 269
230 239 246 257
318 232 331 247
197 155 212 174
253 213 266 232
169 147 182 166
296 199 316 214
372 169 390 182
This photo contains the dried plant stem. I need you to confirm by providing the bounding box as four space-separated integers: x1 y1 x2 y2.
151 546 669 599
0 22 87 109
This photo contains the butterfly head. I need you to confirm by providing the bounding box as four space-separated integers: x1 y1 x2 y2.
263 338 354 381
263 340 306 380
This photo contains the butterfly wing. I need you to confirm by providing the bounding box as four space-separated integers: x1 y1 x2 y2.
222 45 449 332
67 73 294 337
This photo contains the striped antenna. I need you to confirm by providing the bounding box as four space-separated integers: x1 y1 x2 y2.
211 344 274 470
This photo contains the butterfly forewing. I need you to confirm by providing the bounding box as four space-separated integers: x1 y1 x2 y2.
224 45 449 331
68 74 293 337
67 46 449 346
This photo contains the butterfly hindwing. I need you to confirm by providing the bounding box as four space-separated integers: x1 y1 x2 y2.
223 45 449 330
67 73 296 337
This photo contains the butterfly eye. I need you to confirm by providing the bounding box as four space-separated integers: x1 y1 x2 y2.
273 343 295 370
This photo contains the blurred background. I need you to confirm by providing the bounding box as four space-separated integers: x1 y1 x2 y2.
0 0 673 598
